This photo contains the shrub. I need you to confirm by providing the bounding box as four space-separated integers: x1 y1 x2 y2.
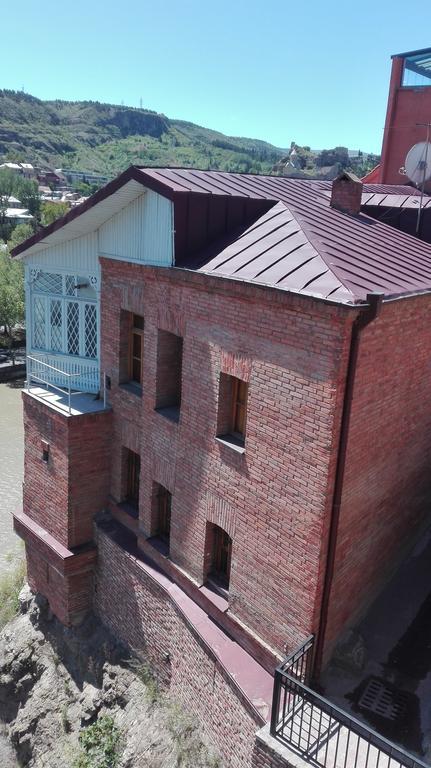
72 715 121 768
0 556 26 629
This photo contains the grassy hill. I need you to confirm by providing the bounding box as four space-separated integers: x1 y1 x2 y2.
0 90 286 176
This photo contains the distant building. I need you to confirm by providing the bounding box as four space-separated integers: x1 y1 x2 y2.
0 162 35 178
3 195 33 223
56 168 110 186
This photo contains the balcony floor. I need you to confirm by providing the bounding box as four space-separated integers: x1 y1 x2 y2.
322 524 431 763
24 385 108 416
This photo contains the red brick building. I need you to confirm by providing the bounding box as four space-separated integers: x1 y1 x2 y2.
12 167 431 767
365 47 431 192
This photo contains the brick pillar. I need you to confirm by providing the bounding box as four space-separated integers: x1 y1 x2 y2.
14 393 112 625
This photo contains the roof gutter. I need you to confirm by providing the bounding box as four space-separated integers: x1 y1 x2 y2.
313 291 384 680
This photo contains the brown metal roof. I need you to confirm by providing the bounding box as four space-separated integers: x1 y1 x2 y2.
12 166 431 306
138 169 431 304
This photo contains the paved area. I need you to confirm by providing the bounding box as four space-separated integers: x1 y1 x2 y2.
322 524 431 763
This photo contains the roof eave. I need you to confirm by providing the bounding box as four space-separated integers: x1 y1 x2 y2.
11 165 181 259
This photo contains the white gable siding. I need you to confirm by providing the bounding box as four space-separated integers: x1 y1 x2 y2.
24 231 99 274
98 190 173 265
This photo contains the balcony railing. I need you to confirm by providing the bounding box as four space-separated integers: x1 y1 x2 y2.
270 636 428 768
26 355 106 414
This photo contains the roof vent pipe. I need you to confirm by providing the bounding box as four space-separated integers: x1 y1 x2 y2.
330 171 363 215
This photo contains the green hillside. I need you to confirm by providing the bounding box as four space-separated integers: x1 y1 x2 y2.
0 90 286 176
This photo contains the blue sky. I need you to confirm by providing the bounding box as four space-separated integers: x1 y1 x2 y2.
3 0 431 153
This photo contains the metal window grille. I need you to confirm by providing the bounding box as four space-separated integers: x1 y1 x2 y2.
67 302 80 356
65 275 77 296
50 299 62 352
84 304 97 359
33 271 63 295
33 297 46 349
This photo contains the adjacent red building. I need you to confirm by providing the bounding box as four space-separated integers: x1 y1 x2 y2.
366 47 431 192
12 167 431 767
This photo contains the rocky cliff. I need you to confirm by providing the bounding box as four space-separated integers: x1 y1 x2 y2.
0 586 220 767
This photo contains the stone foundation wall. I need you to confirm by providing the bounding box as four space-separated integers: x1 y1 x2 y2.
94 524 265 768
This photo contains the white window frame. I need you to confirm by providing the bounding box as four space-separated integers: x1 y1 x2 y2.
30 270 99 360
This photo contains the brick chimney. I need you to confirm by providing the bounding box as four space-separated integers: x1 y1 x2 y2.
330 171 363 215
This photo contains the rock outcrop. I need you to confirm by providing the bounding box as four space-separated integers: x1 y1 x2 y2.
0 586 220 767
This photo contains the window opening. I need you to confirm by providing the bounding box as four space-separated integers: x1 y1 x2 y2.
30 270 98 360
210 525 232 590
217 374 249 447
129 314 144 385
155 330 183 420
232 378 248 439
155 485 171 545
125 449 140 511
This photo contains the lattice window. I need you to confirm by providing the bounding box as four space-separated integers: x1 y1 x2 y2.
84 304 97 359
33 271 62 295
67 302 80 356
65 275 76 296
33 297 46 349
49 299 62 352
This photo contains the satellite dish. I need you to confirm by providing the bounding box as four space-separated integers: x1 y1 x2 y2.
405 142 431 184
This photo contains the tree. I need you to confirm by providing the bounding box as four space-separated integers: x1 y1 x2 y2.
0 249 24 344
15 177 40 220
0 168 16 241
0 168 40 237
40 201 69 227
7 222 34 251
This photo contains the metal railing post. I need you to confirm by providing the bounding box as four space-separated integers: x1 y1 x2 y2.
270 636 427 768
270 668 282 736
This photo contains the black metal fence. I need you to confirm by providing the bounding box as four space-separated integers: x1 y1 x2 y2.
270 636 429 768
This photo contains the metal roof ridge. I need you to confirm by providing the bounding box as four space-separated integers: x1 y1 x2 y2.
274 196 357 300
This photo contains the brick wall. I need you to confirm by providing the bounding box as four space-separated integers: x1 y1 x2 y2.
20 393 112 624
94 526 263 768
324 295 431 656
22 394 112 548
100 258 353 655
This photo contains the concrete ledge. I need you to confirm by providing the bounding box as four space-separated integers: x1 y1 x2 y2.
13 508 97 576
97 517 274 725
137 532 281 675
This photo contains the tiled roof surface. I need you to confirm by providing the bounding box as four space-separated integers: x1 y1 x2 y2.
137 169 431 304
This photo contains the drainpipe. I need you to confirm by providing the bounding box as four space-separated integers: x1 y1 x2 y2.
313 291 384 681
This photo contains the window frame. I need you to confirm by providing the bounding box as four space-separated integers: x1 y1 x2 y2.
209 525 232 591
30 271 98 360
128 314 144 386
124 449 141 512
231 377 248 441
155 485 172 545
